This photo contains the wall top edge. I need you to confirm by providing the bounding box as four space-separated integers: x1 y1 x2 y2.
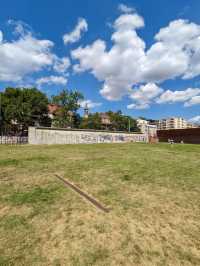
31 127 143 135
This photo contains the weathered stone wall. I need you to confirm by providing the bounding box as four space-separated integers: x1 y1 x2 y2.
28 127 148 145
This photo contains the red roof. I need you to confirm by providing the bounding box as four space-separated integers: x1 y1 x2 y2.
48 104 60 114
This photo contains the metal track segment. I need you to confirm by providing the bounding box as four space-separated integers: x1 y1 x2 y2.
55 174 110 213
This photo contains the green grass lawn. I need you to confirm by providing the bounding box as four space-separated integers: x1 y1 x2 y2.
0 143 200 266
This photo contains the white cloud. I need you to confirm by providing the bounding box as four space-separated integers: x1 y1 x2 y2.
53 56 70 74
0 31 3 43
142 42 188 82
16 82 34 88
184 95 200 107
155 19 200 45
157 88 200 104
127 102 150 110
140 19 200 83
128 83 163 109
114 13 144 30
36 75 67 86
0 21 72 84
150 19 200 81
2 12 200 111
0 21 55 82
7 19 31 36
129 86 200 108
118 4 135 14
183 36 200 79
63 18 88 45
71 11 200 105
79 99 102 109
189 115 200 124
72 13 145 100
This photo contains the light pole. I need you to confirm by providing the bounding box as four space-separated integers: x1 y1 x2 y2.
128 118 131 132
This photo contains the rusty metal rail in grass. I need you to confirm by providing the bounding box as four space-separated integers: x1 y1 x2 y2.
55 174 110 213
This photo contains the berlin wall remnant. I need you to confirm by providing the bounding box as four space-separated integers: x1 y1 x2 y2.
28 127 148 145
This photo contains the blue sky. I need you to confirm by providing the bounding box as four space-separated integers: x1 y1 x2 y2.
0 0 200 122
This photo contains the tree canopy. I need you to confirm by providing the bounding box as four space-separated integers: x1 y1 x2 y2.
1 87 50 133
51 89 84 128
80 111 139 132
0 87 139 134
107 110 138 132
80 113 102 130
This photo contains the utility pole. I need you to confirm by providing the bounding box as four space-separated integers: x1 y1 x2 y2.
128 118 131 132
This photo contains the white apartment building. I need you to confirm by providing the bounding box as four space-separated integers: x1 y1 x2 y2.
137 119 157 136
158 117 195 130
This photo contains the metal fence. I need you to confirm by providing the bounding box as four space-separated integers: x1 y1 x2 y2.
0 136 28 145
0 123 28 145
0 135 28 145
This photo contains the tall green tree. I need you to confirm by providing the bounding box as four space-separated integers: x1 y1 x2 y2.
1 87 50 133
80 113 102 130
52 89 83 128
80 111 139 132
107 110 139 132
